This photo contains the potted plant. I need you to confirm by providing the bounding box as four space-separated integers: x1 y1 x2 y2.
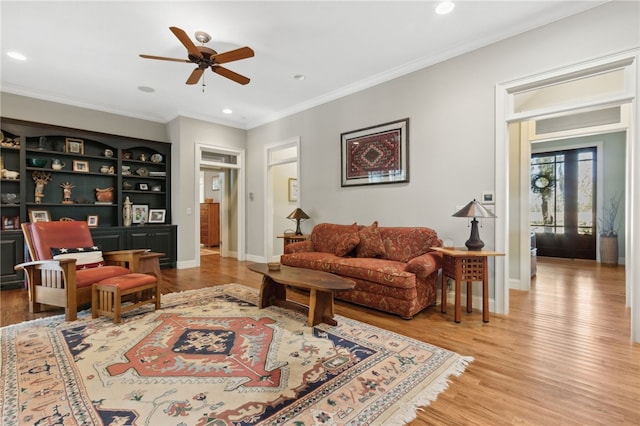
598 194 621 265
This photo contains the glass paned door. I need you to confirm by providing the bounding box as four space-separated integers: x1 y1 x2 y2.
530 147 596 259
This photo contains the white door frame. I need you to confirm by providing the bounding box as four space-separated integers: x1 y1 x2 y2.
195 143 246 264
495 49 639 342
263 137 300 262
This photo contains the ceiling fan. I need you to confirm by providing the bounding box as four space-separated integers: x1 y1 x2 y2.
140 27 254 85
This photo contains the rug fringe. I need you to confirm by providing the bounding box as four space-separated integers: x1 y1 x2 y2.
378 355 474 426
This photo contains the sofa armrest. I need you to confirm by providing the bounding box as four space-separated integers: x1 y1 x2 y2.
404 252 441 279
284 240 314 254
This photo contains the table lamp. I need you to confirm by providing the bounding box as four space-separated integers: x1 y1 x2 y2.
287 208 310 235
452 199 496 250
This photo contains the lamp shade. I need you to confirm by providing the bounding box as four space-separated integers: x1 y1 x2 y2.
287 208 310 220
452 199 496 219
453 199 495 251
287 208 310 235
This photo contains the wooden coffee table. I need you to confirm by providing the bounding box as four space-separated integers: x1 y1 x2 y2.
248 264 354 327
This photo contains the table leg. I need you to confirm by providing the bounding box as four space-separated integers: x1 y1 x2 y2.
441 272 447 313
482 257 489 323
454 275 462 323
309 289 337 327
466 281 473 313
259 276 286 309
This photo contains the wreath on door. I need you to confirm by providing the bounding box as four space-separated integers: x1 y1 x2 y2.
530 172 555 194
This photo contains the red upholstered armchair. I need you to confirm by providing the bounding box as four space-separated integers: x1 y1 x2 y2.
15 221 150 321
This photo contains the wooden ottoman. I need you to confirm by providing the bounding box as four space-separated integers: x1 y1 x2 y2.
92 273 160 323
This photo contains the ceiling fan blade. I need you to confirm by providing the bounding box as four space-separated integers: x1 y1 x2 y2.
139 54 191 63
170 26 202 59
212 47 255 64
212 65 250 85
186 68 205 85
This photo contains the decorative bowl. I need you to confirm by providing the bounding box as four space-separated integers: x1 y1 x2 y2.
27 158 47 168
150 153 163 163
267 262 281 271
0 193 19 204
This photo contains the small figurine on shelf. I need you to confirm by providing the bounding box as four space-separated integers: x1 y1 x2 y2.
60 182 75 204
32 171 52 204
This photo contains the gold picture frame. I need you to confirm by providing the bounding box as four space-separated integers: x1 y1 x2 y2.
28 209 51 223
65 138 84 154
73 160 89 172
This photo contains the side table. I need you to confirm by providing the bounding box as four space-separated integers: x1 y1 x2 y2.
277 234 309 251
139 251 165 288
430 247 504 323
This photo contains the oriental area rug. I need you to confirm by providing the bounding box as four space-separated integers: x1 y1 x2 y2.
1 284 472 426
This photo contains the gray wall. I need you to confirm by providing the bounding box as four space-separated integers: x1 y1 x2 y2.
246 1 639 266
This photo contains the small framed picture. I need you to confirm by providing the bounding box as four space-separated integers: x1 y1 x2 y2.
66 138 84 154
132 204 148 224
148 209 166 224
288 178 298 202
1 216 19 230
87 215 99 227
28 209 51 223
73 160 89 172
138 183 149 191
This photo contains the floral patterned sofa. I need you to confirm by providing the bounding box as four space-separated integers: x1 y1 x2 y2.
280 222 443 319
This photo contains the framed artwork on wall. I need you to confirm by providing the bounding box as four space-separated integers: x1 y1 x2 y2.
288 178 298 202
340 118 409 187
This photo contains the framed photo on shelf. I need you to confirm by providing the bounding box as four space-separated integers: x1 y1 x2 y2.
1 216 20 230
340 118 409 187
65 138 84 154
73 160 89 172
148 209 166 224
288 178 298 202
87 215 99 227
132 204 148 224
28 209 51 223
138 183 149 191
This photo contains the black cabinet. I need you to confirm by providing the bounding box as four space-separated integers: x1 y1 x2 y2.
90 227 126 252
126 225 177 268
0 231 24 289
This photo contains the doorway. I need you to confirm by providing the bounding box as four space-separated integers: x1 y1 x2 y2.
195 144 246 265
495 50 639 341
530 147 597 260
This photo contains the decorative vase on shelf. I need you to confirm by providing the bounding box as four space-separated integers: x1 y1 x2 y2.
95 187 114 203
123 196 132 227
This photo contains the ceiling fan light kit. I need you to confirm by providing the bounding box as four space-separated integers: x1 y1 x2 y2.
140 26 254 86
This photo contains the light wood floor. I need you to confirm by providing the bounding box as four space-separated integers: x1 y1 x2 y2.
1 256 637 425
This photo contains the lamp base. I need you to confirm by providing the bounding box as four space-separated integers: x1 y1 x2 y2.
295 220 303 235
465 218 484 251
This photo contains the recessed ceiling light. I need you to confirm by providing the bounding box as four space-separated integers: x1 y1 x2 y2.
435 1 455 15
293 74 306 81
138 86 155 93
222 108 233 114
7 51 26 61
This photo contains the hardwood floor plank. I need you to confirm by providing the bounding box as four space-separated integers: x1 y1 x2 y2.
1 255 638 425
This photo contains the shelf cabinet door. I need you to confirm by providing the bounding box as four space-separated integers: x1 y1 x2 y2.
126 225 176 268
0 231 24 289
90 228 126 252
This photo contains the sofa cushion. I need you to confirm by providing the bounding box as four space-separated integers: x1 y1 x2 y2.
356 221 386 258
380 227 442 262
335 232 360 256
310 222 359 254
332 257 416 289
51 246 105 270
281 252 341 272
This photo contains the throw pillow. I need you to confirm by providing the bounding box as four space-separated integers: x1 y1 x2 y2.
356 221 386 258
335 233 360 257
51 245 105 270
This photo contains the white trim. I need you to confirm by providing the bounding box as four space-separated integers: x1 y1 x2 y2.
495 49 639 342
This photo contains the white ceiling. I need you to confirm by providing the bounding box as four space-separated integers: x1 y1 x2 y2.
1 1 608 130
